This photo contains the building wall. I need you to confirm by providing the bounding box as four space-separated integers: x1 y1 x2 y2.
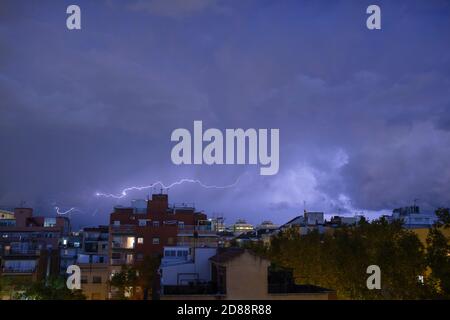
80 264 109 300
223 251 270 300
413 227 450 245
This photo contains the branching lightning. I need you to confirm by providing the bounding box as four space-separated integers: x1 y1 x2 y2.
95 176 242 199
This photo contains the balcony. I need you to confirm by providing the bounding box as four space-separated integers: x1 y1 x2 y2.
110 225 135 234
2 268 36 274
177 225 217 237
3 249 41 256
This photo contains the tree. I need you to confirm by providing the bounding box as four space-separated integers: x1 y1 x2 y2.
263 218 430 299
109 265 138 299
426 221 450 298
15 276 86 300
435 208 450 228
135 255 160 300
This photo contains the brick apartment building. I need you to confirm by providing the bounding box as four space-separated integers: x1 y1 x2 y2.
109 193 217 272
0 208 70 285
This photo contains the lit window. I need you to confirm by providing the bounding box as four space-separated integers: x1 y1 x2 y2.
126 237 135 249
126 254 134 264
138 219 147 226
114 221 120 226
152 237 160 245
137 237 144 244
44 218 56 227
153 221 160 227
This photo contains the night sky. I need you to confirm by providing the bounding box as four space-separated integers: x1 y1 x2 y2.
1 0 450 229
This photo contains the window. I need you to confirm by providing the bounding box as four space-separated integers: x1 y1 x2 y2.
113 221 120 226
167 237 174 245
165 250 176 257
92 276 102 284
126 254 134 265
153 221 160 227
137 237 144 244
138 219 147 226
152 237 160 245
126 237 135 249
137 253 144 261
44 218 56 227
178 221 184 229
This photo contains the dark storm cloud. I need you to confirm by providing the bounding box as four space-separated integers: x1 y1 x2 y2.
0 0 450 227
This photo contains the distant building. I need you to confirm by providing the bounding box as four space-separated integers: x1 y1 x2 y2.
304 211 324 225
229 219 254 236
0 209 14 221
279 211 326 235
256 220 279 232
328 215 362 226
390 206 438 228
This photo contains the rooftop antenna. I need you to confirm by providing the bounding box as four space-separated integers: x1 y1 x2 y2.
303 200 307 214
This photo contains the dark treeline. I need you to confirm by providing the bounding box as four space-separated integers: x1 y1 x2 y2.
247 209 450 299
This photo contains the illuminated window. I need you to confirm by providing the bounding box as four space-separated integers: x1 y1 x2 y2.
44 218 56 227
126 254 134 264
137 237 144 244
126 237 135 249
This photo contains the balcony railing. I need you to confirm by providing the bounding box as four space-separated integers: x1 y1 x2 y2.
3 249 41 256
110 225 135 234
177 225 217 236
2 267 36 274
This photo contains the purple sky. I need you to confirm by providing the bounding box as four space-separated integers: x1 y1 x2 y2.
1 0 450 229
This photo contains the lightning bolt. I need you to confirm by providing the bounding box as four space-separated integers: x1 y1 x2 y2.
95 176 242 199
55 206 78 215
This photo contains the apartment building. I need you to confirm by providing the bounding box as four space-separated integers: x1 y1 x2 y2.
77 226 109 300
0 208 70 282
109 193 216 274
